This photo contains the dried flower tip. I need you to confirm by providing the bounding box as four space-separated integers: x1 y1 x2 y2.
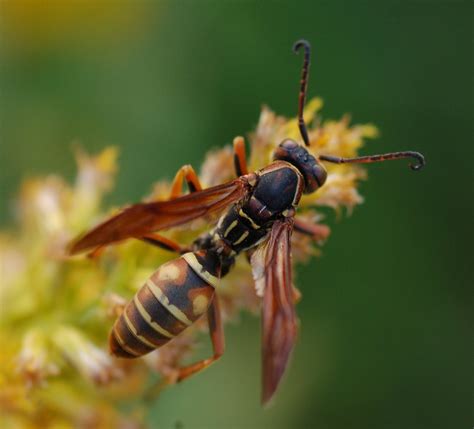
52 326 123 385
102 292 128 319
16 330 60 388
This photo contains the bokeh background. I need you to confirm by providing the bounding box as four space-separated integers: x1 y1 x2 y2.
1 1 471 428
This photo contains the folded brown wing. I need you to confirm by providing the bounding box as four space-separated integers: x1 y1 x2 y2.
69 178 249 254
260 217 297 405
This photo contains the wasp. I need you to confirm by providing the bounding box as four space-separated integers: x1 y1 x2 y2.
69 40 425 404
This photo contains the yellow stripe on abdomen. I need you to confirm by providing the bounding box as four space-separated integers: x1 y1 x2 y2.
146 279 193 326
133 295 174 339
122 310 157 349
182 252 219 289
112 323 142 357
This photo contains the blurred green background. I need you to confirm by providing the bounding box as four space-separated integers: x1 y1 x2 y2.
1 1 471 428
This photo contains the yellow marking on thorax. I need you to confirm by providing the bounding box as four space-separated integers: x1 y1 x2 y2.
123 311 156 348
146 279 193 326
192 294 209 316
113 327 142 357
285 163 304 206
182 252 219 289
224 219 238 237
233 230 249 245
133 295 174 339
157 263 181 282
238 209 260 229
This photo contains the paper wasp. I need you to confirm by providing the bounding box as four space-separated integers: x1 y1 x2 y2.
69 40 425 404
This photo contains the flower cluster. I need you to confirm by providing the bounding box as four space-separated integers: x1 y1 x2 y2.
0 99 377 428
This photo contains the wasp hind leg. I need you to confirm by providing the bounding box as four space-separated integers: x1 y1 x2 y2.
170 164 203 198
233 136 248 177
176 295 225 382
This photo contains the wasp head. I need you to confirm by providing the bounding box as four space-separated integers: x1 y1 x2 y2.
273 139 327 194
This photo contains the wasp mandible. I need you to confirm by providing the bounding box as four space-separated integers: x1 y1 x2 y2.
69 40 425 404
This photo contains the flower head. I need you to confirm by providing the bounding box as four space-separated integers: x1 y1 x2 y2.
0 100 377 428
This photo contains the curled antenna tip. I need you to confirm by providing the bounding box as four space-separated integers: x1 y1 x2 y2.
409 152 426 171
293 39 310 54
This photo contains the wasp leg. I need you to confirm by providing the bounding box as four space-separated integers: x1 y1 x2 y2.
142 166 201 251
294 217 331 242
170 164 203 198
87 233 190 258
134 165 201 254
233 136 248 177
176 295 224 382
140 233 190 254
85 166 201 259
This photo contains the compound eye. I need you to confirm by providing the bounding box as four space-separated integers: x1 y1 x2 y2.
313 164 327 187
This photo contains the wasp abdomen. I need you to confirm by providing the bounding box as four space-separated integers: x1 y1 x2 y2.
110 251 219 358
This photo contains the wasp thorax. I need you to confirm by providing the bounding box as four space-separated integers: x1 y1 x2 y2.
273 139 327 194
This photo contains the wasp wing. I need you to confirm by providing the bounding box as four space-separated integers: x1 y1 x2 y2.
70 178 250 254
254 217 297 405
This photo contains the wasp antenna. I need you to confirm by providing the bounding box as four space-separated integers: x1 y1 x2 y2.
407 152 426 171
319 151 426 171
293 39 311 147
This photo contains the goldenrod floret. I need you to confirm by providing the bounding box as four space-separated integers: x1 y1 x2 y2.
17 329 60 388
51 326 123 385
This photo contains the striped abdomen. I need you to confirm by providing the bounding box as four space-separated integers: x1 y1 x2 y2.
109 250 219 358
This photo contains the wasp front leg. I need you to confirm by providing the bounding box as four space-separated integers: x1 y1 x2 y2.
233 136 248 177
294 217 330 242
176 295 224 382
